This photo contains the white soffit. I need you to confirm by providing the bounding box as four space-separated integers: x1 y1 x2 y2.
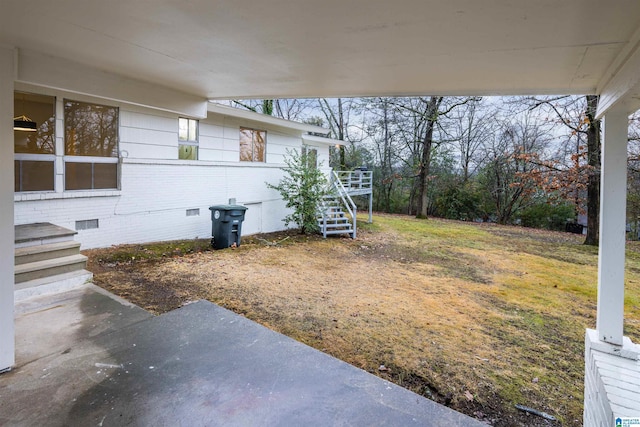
1 0 640 101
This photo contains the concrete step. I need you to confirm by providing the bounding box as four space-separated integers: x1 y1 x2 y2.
15 222 77 249
15 254 88 284
15 241 81 265
14 269 93 302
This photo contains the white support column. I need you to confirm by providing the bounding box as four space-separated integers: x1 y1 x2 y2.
596 111 628 346
0 47 15 371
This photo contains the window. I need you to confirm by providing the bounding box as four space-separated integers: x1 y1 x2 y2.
178 117 198 160
240 127 266 162
14 92 56 192
302 146 318 169
64 100 119 190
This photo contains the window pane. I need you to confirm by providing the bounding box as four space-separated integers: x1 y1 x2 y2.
14 160 55 192
308 148 318 168
64 100 118 157
94 163 118 189
65 162 93 190
179 118 189 141
188 120 197 142
239 128 253 162
179 144 198 160
14 92 55 154
240 128 266 162
179 118 197 142
65 162 117 190
254 130 265 162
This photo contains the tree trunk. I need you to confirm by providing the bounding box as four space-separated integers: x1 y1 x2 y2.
584 95 601 246
416 97 442 218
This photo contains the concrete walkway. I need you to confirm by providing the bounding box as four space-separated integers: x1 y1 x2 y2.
1 285 486 426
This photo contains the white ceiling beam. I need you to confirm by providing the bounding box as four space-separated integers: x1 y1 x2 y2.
596 26 640 118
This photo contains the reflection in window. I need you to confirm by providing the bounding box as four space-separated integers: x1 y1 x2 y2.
64 100 119 190
64 100 118 157
240 127 266 162
302 146 318 169
14 92 56 154
179 117 198 142
14 92 56 192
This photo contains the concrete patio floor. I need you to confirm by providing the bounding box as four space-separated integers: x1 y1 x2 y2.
1 285 485 426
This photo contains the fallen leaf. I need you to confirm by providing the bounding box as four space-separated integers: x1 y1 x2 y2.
464 390 474 401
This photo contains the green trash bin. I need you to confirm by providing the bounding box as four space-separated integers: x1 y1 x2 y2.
209 204 248 249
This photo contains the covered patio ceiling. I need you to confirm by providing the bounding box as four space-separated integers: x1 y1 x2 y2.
2 0 640 115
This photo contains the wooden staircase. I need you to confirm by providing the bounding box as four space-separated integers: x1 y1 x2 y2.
14 223 92 302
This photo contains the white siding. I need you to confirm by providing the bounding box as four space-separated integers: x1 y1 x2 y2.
15 160 294 248
14 92 332 249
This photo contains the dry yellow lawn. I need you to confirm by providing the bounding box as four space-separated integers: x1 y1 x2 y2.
86 214 640 426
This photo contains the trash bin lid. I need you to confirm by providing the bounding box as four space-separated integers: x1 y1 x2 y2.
209 204 248 211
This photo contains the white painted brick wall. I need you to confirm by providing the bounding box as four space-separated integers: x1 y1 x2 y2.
14 97 331 249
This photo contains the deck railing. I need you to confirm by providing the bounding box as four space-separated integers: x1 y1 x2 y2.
334 170 372 193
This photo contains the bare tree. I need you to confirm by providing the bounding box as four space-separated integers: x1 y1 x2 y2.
481 109 551 224
221 99 317 122
452 98 496 182
388 97 476 218
520 95 601 245
317 98 368 170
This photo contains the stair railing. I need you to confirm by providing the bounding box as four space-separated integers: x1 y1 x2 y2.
331 171 357 239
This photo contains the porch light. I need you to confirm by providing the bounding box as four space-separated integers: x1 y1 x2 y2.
13 115 37 132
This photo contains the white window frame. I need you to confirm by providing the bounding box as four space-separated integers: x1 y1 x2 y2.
178 117 199 160
302 145 318 169
14 91 57 193
239 127 267 163
14 153 57 193
63 156 119 191
63 99 120 191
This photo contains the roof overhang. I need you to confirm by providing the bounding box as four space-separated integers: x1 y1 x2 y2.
596 26 640 117
302 134 343 146
208 103 328 135
2 1 640 117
